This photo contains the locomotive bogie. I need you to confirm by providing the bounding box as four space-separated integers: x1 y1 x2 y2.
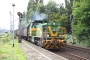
42 38 66 49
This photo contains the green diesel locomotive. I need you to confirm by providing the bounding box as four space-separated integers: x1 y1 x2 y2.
18 20 66 49
16 12 66 49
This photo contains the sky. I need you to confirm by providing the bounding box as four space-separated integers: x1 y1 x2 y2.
0 0 65 30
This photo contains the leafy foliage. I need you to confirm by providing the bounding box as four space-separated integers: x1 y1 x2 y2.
1 33 8 43
16 0 70 33
73 0 90 47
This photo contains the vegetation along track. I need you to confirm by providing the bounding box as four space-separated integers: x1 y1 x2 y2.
50 45 90 60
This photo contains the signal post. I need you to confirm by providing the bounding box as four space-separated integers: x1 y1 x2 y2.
17 12 23 43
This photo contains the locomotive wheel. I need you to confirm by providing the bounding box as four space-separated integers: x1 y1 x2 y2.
37 38 43 47
39 41 43 47
29 37 32 42
27 37 31 42
34 40 37 45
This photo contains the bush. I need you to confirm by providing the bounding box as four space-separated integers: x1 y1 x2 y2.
1 33 10 44
1 35 7 44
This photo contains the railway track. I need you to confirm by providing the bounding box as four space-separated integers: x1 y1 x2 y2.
51 45 90 60
21 39 90 60
67 45 90 53
62 51 89 60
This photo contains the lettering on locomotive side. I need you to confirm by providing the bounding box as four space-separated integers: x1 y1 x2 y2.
53 28 59 31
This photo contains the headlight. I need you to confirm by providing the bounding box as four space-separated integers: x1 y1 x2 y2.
59 35 61 36
53 23 55 25
47 35 49 37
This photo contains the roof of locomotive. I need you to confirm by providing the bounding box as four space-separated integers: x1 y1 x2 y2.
32 20 48 23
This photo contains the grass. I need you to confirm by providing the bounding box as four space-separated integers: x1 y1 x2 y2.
0 36 27 60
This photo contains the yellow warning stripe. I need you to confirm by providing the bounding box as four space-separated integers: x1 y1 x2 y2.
48 26 60 36
28 28 42 35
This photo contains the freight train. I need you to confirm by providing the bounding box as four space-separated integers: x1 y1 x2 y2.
16 13 66 49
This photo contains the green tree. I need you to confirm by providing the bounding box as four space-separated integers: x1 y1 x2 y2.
65 0 74 33
26 0 44 23
25 0 71 33
44 0 70 32
73 0 90 47
46 0 57 13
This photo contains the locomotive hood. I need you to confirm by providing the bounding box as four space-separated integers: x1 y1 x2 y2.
47 23 63 37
